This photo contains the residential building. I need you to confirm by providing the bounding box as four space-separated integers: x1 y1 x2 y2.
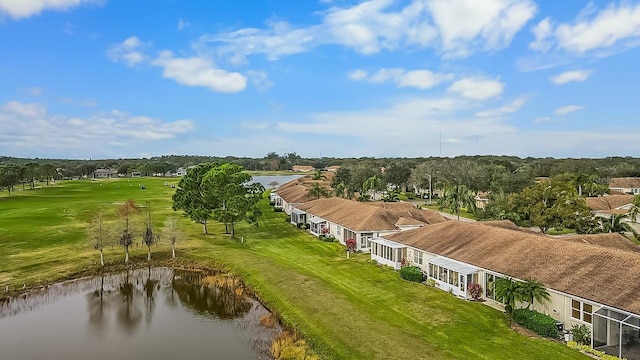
475 192 489 209
271 174 333 214
293 197 447 251
370 220 640 359
92 169 118 179
610 177 640 195
586 194 639 232
325 165 341 172
175 167 187 176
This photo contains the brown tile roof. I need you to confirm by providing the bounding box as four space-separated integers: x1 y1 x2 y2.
609 177 640 190
275 175 333 204
556 233 640 253
479 220 538 234
585 195 635 211
296 198 447 232
325 165 341 171
384 221 640 314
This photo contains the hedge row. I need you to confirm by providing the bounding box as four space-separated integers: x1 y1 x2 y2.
512 308 558 338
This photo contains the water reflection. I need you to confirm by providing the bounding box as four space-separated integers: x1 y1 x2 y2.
1 267 282 360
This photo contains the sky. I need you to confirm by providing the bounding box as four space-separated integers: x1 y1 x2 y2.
1 0 639 159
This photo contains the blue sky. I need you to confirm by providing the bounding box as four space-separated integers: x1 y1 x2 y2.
1 0 639 159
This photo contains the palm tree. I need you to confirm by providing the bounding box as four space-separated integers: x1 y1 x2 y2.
382 189 399 202
309 182 329 199
630 195 640 222
439 183 476 220
363 175 383 201
495 277 522 314
312 168 326 180
600 214 639 238
518 278 550 309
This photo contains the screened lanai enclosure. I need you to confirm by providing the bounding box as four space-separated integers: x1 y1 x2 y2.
594 306 640 360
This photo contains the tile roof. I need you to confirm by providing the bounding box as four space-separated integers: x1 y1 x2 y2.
295 197 447 232
384 221 640 315
586 195 635 211
609 177 640 190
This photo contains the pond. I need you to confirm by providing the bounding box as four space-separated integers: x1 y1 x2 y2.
0 268 282 360
251 175 302 189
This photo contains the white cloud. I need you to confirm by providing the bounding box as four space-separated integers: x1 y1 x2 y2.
152 51 247 93
529 17 553 52
550 70 593 84
0 101 195 157
246 70 273 92
23 87 44 96
107 36 149 67
0 0 102 20
349 68 453 89
448 77 504 100
1 101 47 118
554 105 582 115
475 96 527 117
533 116 551 123
529 2 640 54
348 69 369 81
178 18 190 31
199 0 535 63
428 0 537 57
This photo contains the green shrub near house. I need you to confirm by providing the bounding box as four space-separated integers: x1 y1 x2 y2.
274 207 283 212
512 308 559 338
399 266 424 282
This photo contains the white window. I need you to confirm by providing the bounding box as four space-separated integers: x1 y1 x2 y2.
413 250 423 265
337 226 341 236
571 299 593 324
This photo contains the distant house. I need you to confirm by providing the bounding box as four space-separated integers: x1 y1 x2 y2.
586 194 639 233
370 220 640 359
92 169 118 179
292 165 315 172
325 165 341 172
609 177 640 195
293 197 447 252
475 192 489 209
131 171 142 178
175 167 187 176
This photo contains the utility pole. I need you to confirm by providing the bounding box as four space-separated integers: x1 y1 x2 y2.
429 174 432 206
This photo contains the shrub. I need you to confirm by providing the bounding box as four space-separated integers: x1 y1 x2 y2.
567 341 624 360
346 238 357 252
425 278 437 287
570 324 591 345
512 308 558 338
296 223 307 230
274 207 283 212
269 201 276 206
399 266 424 282
321 236 334 243
468 283 483 300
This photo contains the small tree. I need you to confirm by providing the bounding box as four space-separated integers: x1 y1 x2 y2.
117 199 140 263
309 182 329 200
163 216 185 259
495 277 523 315
88 209 109 266
519 278 550 310
143 202 155 261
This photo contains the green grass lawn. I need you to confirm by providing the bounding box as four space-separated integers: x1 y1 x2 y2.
0 179 586 360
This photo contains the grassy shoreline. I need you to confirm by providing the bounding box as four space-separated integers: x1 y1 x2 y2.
0 178 587 359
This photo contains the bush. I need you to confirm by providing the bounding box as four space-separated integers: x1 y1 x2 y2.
512 308 558 338
321 235 334 242
425 278 437 287
399 266 424 282
297 223 308 230
274 207 283 212
468 283 483 300
567 341 623 360
570 324 591 345
269 201 276 206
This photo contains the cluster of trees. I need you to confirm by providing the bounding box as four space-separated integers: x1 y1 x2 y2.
88 200 185 265
172 163 264 238
0 162 59 194
480 176 640 236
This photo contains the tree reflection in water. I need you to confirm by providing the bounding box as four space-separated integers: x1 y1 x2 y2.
83 268 253 336
171 270 252 319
